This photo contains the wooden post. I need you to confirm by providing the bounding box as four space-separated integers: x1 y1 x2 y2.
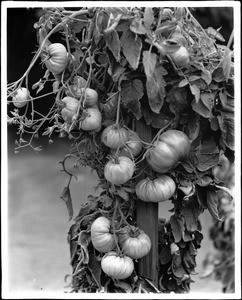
136 120 159 287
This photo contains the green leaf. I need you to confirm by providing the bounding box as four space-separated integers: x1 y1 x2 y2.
212 67 225 82
206 190 223 221
201 69 212 85
143 108 172 128
143 7 154 29
178 78 189 88
219 91 228 107
60 186 73 221
146 64 166 113
121 79 144 119
217 109 234 151
190 84 200 103
222 48 232 83
209 116 219 131
166 86 188 115
114 281 132 293
103 29 121 61
77 230 90 248
196 176 213 187
170 215 185 243
115 188 129 201
191 99 212 118
206 27 225 42
130 17 147 34
120 29 142 70
142 51 157 78
196 153 219 172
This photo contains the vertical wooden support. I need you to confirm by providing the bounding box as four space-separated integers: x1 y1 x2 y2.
136 120 158 287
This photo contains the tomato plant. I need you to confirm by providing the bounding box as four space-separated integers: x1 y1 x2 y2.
7 5 236 294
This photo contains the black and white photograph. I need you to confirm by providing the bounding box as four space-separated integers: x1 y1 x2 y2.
1 1 241 299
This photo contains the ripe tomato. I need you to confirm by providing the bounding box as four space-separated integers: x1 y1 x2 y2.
147 130 191 173
67 76 87 98
135 175 176 202
101 251 134 279
101 124 128 149
104 156 135 185
43 43 69 75
118 225 151 259
170 46 189 67
12 87 29 108
81 88 98 108
90 216 116 253
79 108 102 131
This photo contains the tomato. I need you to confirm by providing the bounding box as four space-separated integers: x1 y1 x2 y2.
43 43 69 75
61 107 76 123
61 96 79 112
212 153 230 182
111 130 143 158
101 124 128 149
90 216 116 253
12 87 29 108
135 175 176 202
104 156 135 185
67 76 87 98
171 32 187 47
118 225 151 259
102 93 118 119
101 251 134 279
81 88 98 108
79 108 102 131
146 130 191 173
170 46 189 67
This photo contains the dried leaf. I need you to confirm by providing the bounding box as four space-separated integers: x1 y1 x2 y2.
206 27 225 42
172 252 187 278
120 29 142 70
181 204 199 232
166 86 188 114
159 246 172 265
217 109 234 151
60 186 73 221
146 64 166 113
121 78 144 119
206 190 223 221
114 281 132 293
170 215 185 243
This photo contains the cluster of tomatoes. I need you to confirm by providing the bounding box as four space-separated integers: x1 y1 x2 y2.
90 216 151 280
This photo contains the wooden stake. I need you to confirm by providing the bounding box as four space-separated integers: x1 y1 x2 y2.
136 119 159 287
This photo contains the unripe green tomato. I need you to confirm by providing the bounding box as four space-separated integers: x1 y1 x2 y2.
170 46 189 67
79 108 102 131
61 96 79 112
12 87 29 108
212 154 230 182
101 125 129 149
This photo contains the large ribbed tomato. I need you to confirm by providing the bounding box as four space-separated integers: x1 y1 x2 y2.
101 251 134 279
104 156 135 185
146 130 191 173
118 225 151 259
90 216 116 253
79 108 102 131
101 124 128 149
43 43 69 75
12 87 29 108
135 175 176 202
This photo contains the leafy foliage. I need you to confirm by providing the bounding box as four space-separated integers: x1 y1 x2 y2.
7 6 235 294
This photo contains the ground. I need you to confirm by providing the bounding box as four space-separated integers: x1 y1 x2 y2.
6 139 222 294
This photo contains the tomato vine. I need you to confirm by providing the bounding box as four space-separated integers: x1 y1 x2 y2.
7 6 235 293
